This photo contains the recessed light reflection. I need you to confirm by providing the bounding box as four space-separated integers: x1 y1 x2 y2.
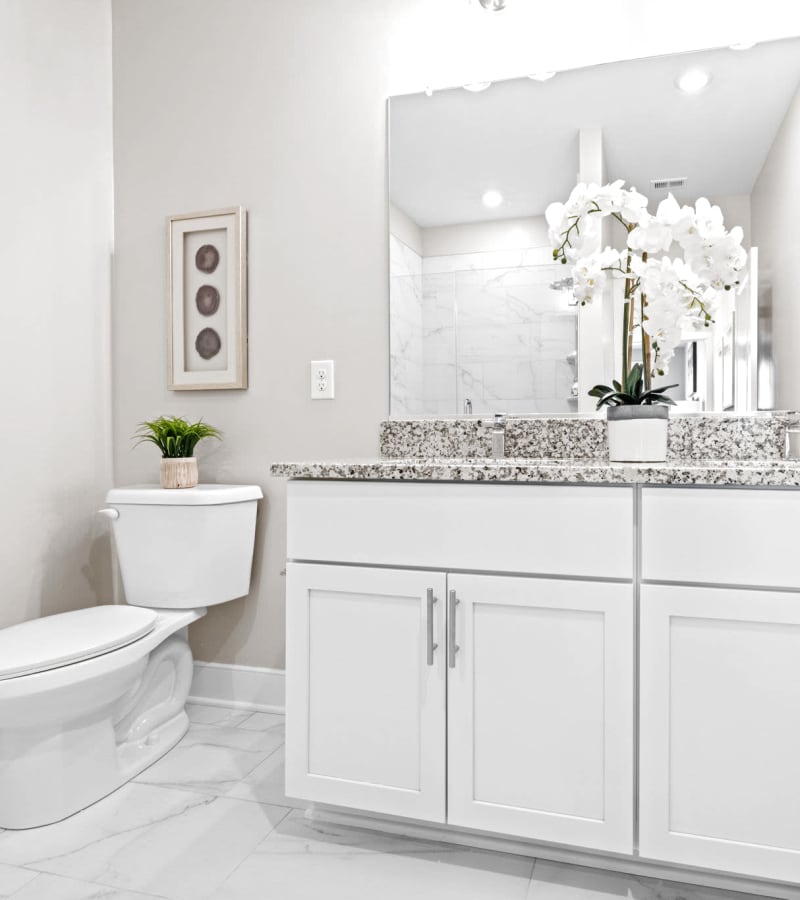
463 82 492 92
528 72 556 82
482 190 503 208
676 69 710 93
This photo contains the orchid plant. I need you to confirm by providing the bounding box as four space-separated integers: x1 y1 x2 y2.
545 181 747 408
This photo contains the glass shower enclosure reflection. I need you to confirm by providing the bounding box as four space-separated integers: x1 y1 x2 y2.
390 258 578 417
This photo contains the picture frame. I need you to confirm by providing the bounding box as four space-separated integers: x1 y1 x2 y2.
167 207 247 390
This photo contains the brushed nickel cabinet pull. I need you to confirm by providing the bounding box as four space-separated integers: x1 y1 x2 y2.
448 589 460 669
426 588 438 666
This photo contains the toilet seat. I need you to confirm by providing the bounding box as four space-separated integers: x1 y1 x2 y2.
0 606 158 681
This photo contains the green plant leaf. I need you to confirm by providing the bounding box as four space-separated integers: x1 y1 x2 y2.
589 364 677 409
644 384 678 395
588 384 615 398
132 415 223 458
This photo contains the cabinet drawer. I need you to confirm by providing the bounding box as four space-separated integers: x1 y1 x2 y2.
288 481 633 579
642 487 800 588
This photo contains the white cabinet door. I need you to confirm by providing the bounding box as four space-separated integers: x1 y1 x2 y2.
447 574 634 853
640 584 800 883
285 563 447 822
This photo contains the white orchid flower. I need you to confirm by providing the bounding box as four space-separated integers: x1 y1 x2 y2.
627 213 673 254
572 255 608 305
546 179 748 383
618 186 649 223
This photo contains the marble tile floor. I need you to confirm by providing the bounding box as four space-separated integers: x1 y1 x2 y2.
0 705 777 900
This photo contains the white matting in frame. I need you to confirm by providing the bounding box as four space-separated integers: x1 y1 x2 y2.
167 206 247 390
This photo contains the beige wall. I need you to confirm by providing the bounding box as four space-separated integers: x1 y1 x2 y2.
110 0 800 669
752 82 800 410
111 0 391 668
0 0 114 629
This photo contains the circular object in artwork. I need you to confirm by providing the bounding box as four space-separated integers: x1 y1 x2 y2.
195 327 222 360
195 244 220 273
195 285 221 316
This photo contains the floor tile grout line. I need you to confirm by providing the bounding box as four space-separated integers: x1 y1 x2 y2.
3 796 297 900
25 870 173 900
213 804 295 896
525 857 540 898
132 724 284 791
186 704 285 733
6 793 217 876
184 721 286 738
134 752 284 793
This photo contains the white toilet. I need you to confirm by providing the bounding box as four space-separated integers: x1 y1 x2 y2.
0 483 262 830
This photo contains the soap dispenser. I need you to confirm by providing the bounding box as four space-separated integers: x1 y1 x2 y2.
491 414 506 459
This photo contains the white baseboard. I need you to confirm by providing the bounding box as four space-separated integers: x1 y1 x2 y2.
189 662 285 714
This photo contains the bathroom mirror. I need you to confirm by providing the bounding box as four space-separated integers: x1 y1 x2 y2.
388 37 800 416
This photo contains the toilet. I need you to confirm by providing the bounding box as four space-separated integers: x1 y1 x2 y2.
0 483 262 830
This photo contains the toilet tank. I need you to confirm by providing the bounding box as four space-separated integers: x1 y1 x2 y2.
105 484 263 609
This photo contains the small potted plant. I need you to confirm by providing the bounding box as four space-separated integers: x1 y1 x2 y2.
134 415 222 489
546 181 747 461
588 363 675 462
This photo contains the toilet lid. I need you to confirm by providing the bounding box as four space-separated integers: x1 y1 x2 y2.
0 606 158 680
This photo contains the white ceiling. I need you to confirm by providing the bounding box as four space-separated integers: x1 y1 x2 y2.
389 37 800 228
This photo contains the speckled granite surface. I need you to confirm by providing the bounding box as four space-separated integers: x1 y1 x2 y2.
270 457 800 487
379 414 792 461
272 413 800 487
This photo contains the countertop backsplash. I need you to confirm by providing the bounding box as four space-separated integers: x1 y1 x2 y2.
379 414 794 462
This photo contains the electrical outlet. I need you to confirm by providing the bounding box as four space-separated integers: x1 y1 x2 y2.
311 360 335 399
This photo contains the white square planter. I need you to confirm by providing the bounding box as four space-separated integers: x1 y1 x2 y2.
607 409 669 462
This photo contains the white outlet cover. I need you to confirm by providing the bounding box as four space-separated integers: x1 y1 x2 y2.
311 359 334 399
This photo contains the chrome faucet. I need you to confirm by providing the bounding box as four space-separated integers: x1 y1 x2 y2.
463 398 473 415
491 413 506 458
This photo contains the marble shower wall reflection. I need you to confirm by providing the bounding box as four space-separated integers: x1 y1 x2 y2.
390 235 577 417
389 235 425 415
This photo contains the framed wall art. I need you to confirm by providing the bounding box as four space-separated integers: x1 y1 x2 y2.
167 207 247 390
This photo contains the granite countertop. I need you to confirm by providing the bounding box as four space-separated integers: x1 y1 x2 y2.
269 457 800 487
272 414 800 486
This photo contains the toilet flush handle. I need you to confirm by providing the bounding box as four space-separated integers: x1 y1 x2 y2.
97 507 120 520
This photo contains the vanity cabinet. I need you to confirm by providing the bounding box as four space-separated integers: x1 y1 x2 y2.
285 480 635 854
639 487 800 884
284 478 800 889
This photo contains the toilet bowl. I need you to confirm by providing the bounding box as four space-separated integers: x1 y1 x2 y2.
0 483 262 830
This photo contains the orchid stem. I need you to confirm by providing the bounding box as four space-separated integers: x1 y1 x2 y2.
623 237 634 385
641 301 653 392
641 251 651 391
622 299 629 384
